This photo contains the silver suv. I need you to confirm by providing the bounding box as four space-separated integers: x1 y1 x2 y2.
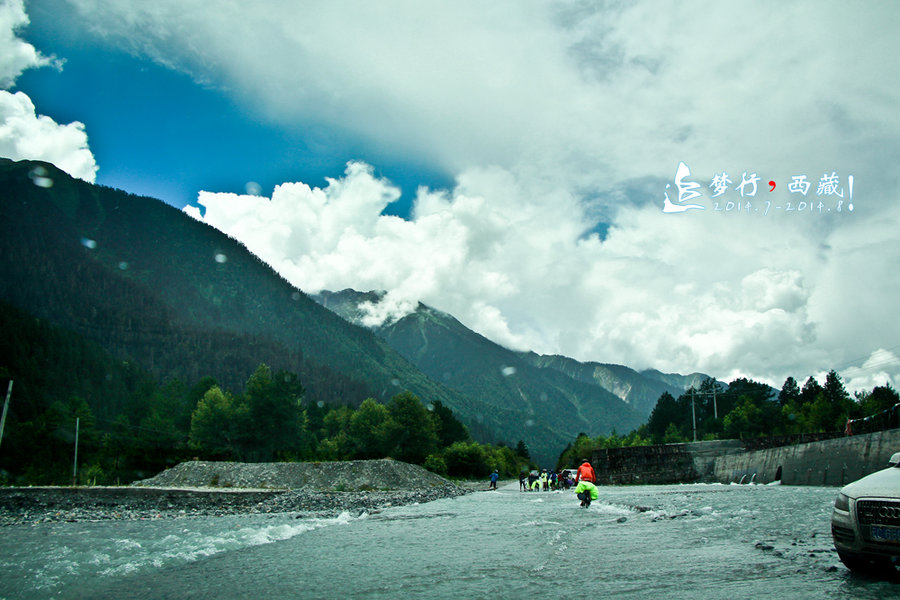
832 451 900 574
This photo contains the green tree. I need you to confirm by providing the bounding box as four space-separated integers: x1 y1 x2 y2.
444 441 490 478
647 392 681 441
189 385 243 458
802 392 833 432
858 383 899 415
723 396 765 439
157 377 194 434
427 400 470 447
323 405 353 438
662 422 687 443
778 376 801 407
800 376 823 406
243 365 306 460
487 444 521 477
515 439 530 460
384 392 438 464
138 408 183 472
823 370 849 403
423 453 448 476
349 398 390 458
320 406 354 460
555 432 596 470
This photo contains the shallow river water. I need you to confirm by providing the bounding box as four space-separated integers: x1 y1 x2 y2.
1 482 897 599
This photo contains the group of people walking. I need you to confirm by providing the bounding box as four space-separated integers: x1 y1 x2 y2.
519 469 563 491
509 459 599 507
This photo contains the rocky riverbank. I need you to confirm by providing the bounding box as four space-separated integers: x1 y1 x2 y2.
0 459 475 526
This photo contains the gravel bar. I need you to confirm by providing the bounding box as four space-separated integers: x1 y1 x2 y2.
0 460 477 525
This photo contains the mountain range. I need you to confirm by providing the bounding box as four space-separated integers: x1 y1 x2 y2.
0 158 703 464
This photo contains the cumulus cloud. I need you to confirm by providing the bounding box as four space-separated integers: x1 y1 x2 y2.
186 160 900 390
0 0 53 87
0 0 97 182
843 349 900 395
0 90 97 180
61 0 900 387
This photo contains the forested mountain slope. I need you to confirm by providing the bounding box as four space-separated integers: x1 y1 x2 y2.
0 159 494 443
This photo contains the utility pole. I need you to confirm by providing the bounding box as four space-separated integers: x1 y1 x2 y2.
688 382 721 441
691 388 697 442
713 385 718 420
0 380 12 450
72 417 80 486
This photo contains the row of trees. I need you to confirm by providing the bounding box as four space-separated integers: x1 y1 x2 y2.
0 361 535 486
188 364 533 478
556 371 899 468
646 371 897 442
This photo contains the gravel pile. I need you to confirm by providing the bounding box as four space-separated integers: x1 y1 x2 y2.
0 460 473 526
133 458 458 492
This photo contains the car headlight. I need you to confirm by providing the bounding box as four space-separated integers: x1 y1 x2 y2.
834 492 850 512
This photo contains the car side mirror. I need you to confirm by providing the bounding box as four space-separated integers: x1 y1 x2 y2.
889 452 900 467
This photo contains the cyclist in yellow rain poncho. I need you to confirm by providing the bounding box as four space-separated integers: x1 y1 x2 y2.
574 479 599 507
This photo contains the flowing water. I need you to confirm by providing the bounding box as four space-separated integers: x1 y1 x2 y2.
0 482 896 599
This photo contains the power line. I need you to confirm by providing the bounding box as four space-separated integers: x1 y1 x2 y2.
833 343 900 373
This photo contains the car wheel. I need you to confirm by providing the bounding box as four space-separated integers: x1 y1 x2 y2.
838 551 899 577
838 551 876 573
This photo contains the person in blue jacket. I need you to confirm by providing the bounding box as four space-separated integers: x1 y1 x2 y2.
489 470 499 490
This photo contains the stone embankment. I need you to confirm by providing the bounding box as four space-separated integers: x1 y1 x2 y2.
0 459 472 526
589 429 900 486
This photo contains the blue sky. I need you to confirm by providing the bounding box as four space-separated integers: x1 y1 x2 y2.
3 0 900 392
15 0 451 213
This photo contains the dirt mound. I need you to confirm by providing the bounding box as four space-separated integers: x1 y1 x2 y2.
133 459 460 492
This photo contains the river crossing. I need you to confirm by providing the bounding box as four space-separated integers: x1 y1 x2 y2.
0 482 897 599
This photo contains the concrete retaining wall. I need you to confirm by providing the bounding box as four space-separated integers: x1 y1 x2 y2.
591 440 744 485
592 444 694 485
588 429 900 486
712 429 900 486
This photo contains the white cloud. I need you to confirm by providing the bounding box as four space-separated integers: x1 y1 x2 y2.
0 0 97 181
0 90 97 181
187 160 900 390
843 349 900 394
59 0 900 387
65 1 899 199
0 0 53 87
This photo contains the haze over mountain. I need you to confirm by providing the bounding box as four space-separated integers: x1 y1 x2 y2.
0 158 705 464
313 289 707 453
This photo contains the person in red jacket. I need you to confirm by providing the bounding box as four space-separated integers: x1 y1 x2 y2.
575 459 595 484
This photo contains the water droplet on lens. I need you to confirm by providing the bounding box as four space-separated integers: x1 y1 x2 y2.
29 166 53 188
245 181 262 196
